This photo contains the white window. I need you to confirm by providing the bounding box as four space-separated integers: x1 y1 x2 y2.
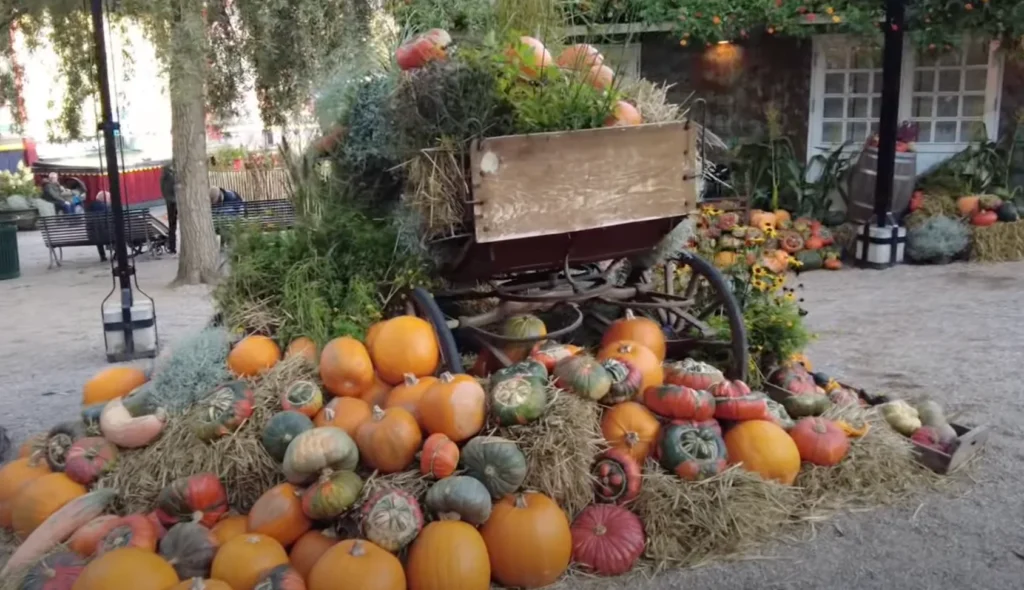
808 35 1003 170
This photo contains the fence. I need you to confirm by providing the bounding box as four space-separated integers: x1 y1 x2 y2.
209 169 292 202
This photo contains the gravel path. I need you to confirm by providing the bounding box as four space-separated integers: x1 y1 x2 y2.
1 233 1020 589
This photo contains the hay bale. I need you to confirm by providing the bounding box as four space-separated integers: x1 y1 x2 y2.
499 387 604 520
404 140 469 239
97 356 317 513
969 219 1024 262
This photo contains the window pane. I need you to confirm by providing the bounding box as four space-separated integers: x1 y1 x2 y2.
917 50 938 67
914 70 935 92
824 73 845 94
848 97 869 118
912 96 934 117
822 122 843 143
872 72 883 92
823 97 845 118
964 68 987 91
938 70 961 92
965 40 988 65
871 97 882 117
851 46 880 69
936 49 961 67
962 95 985 117
960 121 988 142
870 122 879 135
935 121 957 142
847 122 868 141
850 72 871 93
824 45 847 69
937 96 959 117
915 121 933 142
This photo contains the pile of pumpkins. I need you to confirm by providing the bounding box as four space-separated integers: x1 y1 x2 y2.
950 193 1021 226
704 209 843 273
0 310 869 589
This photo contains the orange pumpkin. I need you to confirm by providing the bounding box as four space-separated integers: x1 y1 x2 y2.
284 337 319 364
307 539 406 590
96 513 160 554
247 483 312 547
171 580 232 590
360 374 393 408
506 36 553 80
724 420 801 485
365 320 387 350
320 337 375 398
0 456 51 528
356 406 423 474
584 64 614 90
419 373 486 443
82 366 147 406
210 534 289 590
228 335 282 377
419 433 459 479
481 492 572 588
313 396 372 437
556 43 604 71
370 316 440 385
957 195 981 217
773 209 792 224
68 514 121 557
406 520 490 590
386 374 437 426
604 101 643 127
289 529 337 580
600 402 661 463
73 547 180 590
597 340 663 393
749 210 776 229
11 473 86 538
789 418 850 466
210 515 249 546
601 310 666 361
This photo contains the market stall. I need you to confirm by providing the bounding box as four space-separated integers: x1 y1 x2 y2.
31 153 167 205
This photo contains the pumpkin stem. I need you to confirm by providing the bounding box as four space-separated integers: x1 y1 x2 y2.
437 511 462 521
403 373 418 386
323 408 335 421
371 405 386 421
625 431 640 447
624 309 637 321
513 493 529 509
439 372 455 383
319 468 335 483
191 511 204 524
349 539 367 557
594 524 607 536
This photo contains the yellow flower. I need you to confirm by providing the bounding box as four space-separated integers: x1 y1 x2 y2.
826 6 835 14
765 227 778 239
832 15 841 23
784 292 796 302
752 265 767 277
789 258 804 268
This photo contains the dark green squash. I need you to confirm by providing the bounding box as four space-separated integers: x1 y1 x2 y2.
81 403 106 433
493 359 548 382
764 396 795 430
261 410 314 462
658 423 727 481
782 393 832 418
997 201 1020 222
794 249 824 271
122 383 155 417
501 314 548 363
424 475 493 525
191 381 256 442
460 436 528 499
600 358 643 404
489 374 547 426
553 354 611 401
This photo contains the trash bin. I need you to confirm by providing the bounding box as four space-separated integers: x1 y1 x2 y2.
0 223 20 280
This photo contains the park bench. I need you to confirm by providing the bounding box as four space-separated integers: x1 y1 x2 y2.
40 209 169 269
212 198 296 241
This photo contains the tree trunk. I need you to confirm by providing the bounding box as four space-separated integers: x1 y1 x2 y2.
170 2 219 285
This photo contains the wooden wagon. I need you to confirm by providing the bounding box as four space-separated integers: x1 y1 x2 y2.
402 119 750 380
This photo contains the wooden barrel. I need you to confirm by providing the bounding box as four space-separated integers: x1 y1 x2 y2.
846 147 916 224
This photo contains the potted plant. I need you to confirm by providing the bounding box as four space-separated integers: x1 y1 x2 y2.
0 162 42 231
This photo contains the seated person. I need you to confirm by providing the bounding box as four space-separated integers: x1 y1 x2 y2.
85 191 111 262
40 172 74 214
209 187 244 215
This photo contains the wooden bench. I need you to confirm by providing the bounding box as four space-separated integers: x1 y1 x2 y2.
40 209 169 268
212 198 296 237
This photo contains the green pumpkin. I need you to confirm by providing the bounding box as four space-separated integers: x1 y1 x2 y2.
600 358 644 403
82 403 106 432
192 381 256 442
764 396 795 430
425 475 493 525
460 436 528 499
493 359 548 382
997 202 1020 222
261 411 314 462
782 393 831 418
658 423 727 481
501 314 548 362
300 469 363 520
553 354 612 401
794 249 824 271
489 374 547 426
122 383 155 417
282 426 360 484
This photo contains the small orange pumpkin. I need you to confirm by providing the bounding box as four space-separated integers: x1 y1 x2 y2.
506 36 553 80
360 374 393 408
370 316 440 385
82 366 147 406
481 492 572 589
600 402 661 464
724 420 801 485
313 396 372 437
597 340 664 394
284 336 319 364
789 418 851 466
96 513 160 554
385 374 437 426
601 310 666 361
0 456 51 528
289 529 337 580
11 472 87 538
556 43 604 70
210 514 249 546
604 101 643 127
365 320 387 350
584 63 615 90
228 335 282 377
211 534 290 590
320 337 375 398
419 433 459 479
356 406 423 474
419 373 486 443
247 483 312 547
406 520 490 590
307 539 406 590
73 547 180 590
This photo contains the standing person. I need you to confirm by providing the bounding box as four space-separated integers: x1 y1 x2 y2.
40 172 73 214
160 163 178 254
85 191 110 262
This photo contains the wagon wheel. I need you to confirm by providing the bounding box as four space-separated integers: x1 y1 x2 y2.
596 252 749 381
404 287 464 374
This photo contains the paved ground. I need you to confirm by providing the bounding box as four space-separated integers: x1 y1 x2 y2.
1 231 1021 589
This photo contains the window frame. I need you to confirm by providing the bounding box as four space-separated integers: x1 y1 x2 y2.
806 34 1003 161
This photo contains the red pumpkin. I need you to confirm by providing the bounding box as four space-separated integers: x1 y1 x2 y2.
570 504 645 576
911 425 953 453
396 29 451 71
789 418 850 466
97 514 159 554
64 437 118 485
769 362 818 395
642 384 716 421
154 472 228 527
971 209 998 226
591 449 642 505
709 380 769 421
